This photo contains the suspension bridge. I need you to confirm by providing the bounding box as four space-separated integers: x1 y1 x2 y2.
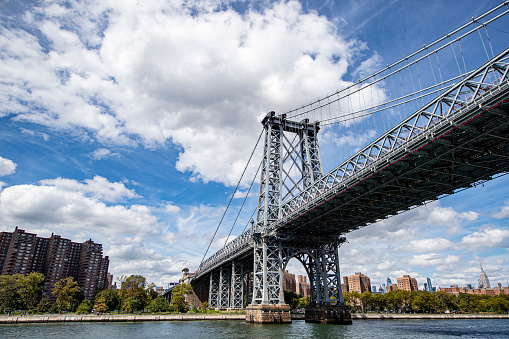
186 3 509 324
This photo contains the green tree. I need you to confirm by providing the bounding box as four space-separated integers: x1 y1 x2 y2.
76 300 92 314
124 296 142 313
0 274 21 312
298 296 310 308
94 296 108 313
19 272 45 310
283 290 301 309
436 291 457 313
370 293 387 312
384 291 404 312
412 291 441 313
118 275 150 312
170 284 193 313
52 277 82 312
149 296 170 312
95 289 119 312
360 292 372 313
342 291 353 306
35 298 53 314
486 297 509 313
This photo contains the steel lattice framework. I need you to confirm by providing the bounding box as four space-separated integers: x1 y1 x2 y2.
194 45 509 310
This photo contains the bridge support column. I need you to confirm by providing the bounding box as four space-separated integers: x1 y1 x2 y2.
218 265 230 308
230 260 244 308
247 237 291 323
304 240 351 325
208 270 219 307
304 305 352 325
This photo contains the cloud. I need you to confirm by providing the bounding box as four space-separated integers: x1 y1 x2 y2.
492 200 509 219
400 238 456 252
164 203 181 214
377 260 399 271
406 253 460 267
349 201 479 243
0 178 155 238
40 176 139 202
90 148 119 160
0 156 16 176
461 226 509 249
0 0 374 186
107 242 192 285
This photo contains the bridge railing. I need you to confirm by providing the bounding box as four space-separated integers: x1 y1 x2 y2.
272 47 509 233
196 227 253 278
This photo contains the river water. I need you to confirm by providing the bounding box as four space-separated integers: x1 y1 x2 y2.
1 319 509 338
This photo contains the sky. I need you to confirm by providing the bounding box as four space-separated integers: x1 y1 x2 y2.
0 0 508 290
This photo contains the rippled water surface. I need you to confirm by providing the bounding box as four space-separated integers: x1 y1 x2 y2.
1 319 509 338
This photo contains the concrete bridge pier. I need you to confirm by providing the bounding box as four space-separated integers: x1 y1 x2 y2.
245 304 292 324
304 305 352 325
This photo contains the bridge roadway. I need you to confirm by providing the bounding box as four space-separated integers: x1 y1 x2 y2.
194 47 509 281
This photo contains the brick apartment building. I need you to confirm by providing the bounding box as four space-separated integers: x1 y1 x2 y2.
296 274 310 298
0 227 110 301
283 270 296 293
343 272 371 293
397 275 419 291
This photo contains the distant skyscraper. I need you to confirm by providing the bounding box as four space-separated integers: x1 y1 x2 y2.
478 264 491 289
426 277 433 292
387 277 392 287
381 283 386 294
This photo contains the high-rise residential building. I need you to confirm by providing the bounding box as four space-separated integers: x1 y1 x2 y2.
296 275 310 298
344 272 371 293
397 275 418 291
0 227 110 301
478 264 491 289
283 270 296 293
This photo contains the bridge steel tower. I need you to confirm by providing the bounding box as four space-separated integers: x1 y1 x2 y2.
244 112 352 324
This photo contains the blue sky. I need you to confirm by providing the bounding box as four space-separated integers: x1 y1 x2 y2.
1 0 508 290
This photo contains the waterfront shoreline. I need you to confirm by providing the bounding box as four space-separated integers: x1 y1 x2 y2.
0 313 508 324
0 313 246 324
352 313 509 320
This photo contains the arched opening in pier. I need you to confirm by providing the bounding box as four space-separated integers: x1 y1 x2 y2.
283 257 311 308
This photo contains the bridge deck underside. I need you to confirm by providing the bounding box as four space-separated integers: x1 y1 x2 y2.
275 98 509 238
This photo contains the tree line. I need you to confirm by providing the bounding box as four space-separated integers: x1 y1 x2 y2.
343 290 509 314
0 273 196 314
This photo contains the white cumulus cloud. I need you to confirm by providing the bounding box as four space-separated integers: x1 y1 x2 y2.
0 0 373 186
461 226 509 249
0 156 16 176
